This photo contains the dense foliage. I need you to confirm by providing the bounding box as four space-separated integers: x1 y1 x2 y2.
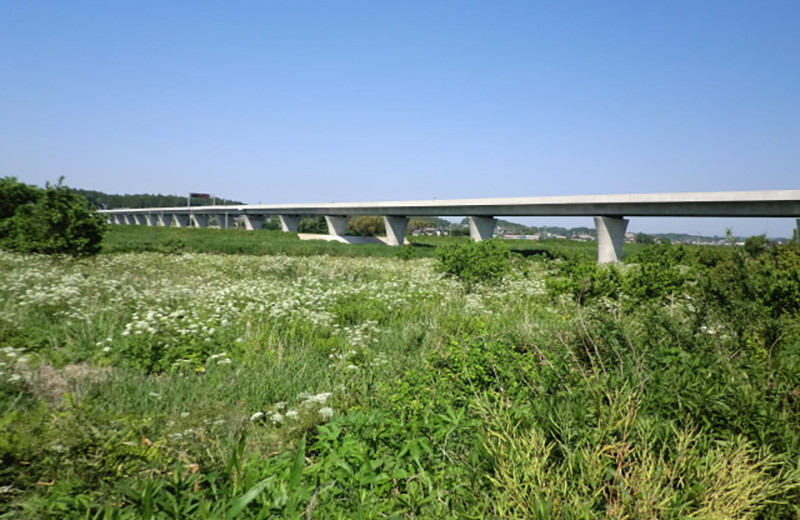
0 177 106 256
436 239 512 289
72 189 242 209
1 232 799 517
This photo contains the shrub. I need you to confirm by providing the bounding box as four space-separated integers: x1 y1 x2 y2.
436 239 511 289
0 178 106 256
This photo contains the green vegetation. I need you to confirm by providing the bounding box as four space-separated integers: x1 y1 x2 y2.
72 189 242 209
2 226 799 518
0 177 106 256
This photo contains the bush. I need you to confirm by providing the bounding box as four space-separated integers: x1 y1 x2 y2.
0 178 106 256
436 239 511 289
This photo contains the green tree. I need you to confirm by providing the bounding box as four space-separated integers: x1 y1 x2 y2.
436 239 511 290
0 176 41 222
635 233 656 244
744 234 768 257
1 178 106 256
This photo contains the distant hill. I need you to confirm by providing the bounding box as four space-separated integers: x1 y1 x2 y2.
73 189 242 209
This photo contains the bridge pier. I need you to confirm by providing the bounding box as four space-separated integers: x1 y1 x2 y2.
468 216 497 241
325 216 349 236
216 213 231 229
157 214 172 227
190 214 209 228
594 216 629 264
142 214 155 226
131 214 144 225
383 216 409 246
173 215 190 228
279 215 301 232
241 215 263 231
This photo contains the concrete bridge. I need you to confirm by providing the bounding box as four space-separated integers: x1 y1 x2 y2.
99 190 800 263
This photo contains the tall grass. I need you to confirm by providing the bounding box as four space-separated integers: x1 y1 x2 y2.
1 240 798 517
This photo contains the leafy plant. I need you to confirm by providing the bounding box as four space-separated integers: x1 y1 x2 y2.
1 177 106 256
436 239 511 289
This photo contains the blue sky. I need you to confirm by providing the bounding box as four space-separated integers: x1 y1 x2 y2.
2 1 798 236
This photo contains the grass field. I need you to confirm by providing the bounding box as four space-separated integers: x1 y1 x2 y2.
101 224 643 260
1 226 799 518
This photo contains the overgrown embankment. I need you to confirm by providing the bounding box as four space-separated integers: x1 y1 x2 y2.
1 240 799 518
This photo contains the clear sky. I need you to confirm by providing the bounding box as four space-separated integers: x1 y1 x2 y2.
2 1 798 236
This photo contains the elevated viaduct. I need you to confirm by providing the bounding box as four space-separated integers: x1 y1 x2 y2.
99 190 800 264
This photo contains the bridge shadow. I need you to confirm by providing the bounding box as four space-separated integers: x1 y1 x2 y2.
510 248 558 259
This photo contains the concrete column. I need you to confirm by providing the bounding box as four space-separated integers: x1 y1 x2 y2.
112 214 122 225
122 214 133 225
144 214 157 226
383 216 409 246
132 214 145 226
241 215 263 231
190 214 209 228
216 213 231 229
278 215 301 232
173 215 190 228
594 216 629 264
325 215 349 236
157 214 172 227
467 216 497 241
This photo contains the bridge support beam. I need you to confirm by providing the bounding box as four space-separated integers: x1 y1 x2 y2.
241 215 263 231
131 214 144 225
279 215 301 232
325 215 349 236
157 214 172 227
468 216 497 241
143 214 156 226
216 213 231 229
594 216 629 264
124 214 134 225
383 216 409 246
173 215 190 228
111 214 121 225
190 214 209 228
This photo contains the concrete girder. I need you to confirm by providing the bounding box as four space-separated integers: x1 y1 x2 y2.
279 215 301 232
174 214 190 228
383 216 409 246
241 215 263 231
467 216 497 241
594 216 629 264
325 215 349 236
190 214 209 228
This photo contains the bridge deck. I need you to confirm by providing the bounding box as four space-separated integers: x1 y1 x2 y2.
99 190 800 218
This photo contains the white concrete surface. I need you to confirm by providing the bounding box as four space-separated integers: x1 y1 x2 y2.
173 214 190 228
279 215 301 232
157 214 171 227
383 216 409 246
241 215 262 231
325 216 349 236
595 216 629 264
467 216 497 241
190 214 209 228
